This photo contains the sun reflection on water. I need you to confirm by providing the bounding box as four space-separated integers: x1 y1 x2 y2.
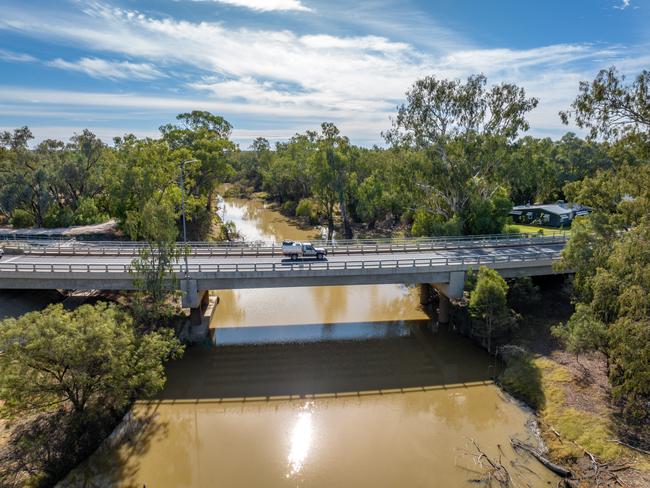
286 402 314 478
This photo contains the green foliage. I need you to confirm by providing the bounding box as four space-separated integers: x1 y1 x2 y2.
280 200 298 216
385 74 537 234
468 266 516 352
551 304 608 362
560 67 650 140
43 205 75 228
608 318 650 419
464 186 512 234
129 200 182 317
0 302 183 417
296 198 319 224
73 197 108 225
411 210 462 237
558 68 650 423
10 208 34 228
0 127 110 229
499 349 544 409
507 277 541 313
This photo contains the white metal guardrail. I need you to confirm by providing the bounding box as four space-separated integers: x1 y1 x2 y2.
1 233 569 257
0 250 562 275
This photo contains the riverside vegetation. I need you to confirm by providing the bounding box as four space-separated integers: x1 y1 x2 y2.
0 67 648 486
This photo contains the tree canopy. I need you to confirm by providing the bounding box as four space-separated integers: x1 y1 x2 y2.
0 302 183 418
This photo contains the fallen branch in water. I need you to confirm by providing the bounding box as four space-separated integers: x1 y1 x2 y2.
458 438 512 487
510 438 572 477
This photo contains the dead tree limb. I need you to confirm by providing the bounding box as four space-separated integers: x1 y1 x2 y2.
511 438 572 478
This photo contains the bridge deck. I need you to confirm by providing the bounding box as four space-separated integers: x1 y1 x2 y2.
0 242 567 291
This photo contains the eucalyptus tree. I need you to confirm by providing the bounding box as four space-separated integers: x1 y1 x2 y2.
558 67 650 422
0 127 52 226
161 111 236 239
314 122 355 239
560 67 650 140
384 74 537 234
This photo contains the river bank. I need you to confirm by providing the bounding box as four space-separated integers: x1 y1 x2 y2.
498 283 650 487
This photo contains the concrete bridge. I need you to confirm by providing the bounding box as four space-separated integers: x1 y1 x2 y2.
0 234 568 323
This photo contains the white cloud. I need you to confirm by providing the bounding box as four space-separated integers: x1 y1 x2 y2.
0 48 36 62
47 57 165 80
0 1 645 143
614 0 630 9
196 0 311 12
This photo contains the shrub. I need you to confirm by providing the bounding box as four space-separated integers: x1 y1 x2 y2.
507 277 541 313
43 206 74 228
296 198 318 224
280 200 298 216
10 209 35 228
73 198 108 225
411 209 462 237
469 266 517 352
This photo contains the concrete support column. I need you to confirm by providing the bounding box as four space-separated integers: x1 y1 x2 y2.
437 294 450 324
419 283 432 305
190 290 209 325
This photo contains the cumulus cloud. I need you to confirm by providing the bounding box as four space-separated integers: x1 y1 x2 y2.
47 57 165 80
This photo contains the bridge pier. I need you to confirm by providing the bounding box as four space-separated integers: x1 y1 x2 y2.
181 279 210 326
437 294 450 324
189 291 210 325
419 283 432 305
432 271 466 325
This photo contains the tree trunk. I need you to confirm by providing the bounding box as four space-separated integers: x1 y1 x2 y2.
339 194 353 239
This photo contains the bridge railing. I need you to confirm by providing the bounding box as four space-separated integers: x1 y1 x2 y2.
0 250 562 275
1 232 569 257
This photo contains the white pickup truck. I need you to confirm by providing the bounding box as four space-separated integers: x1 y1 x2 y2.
281 240 327 260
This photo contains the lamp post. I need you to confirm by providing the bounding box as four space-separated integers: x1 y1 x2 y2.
179 159 199 279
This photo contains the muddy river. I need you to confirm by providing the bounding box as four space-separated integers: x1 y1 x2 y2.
61 196 557 487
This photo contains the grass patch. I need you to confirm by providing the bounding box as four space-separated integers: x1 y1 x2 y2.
501 353 650 468
534 357 649 469
506 224 566 236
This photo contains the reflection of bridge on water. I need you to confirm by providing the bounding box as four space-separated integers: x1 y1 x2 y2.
160 320 498 401
0 234 570 323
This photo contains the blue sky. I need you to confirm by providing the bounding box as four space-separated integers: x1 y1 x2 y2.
0 0 648 147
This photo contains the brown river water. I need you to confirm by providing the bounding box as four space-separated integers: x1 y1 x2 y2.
56 197 558 487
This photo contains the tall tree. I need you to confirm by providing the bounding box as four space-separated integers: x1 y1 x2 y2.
559 67 650 423
560 67 650 140
384 74 536 233
160 111 235 239
314 123 355 239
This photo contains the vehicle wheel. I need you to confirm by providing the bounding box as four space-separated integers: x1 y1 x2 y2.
316 253 323 260
291 254 298 261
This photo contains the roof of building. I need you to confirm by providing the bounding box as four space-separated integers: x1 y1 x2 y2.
511 204 573 216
